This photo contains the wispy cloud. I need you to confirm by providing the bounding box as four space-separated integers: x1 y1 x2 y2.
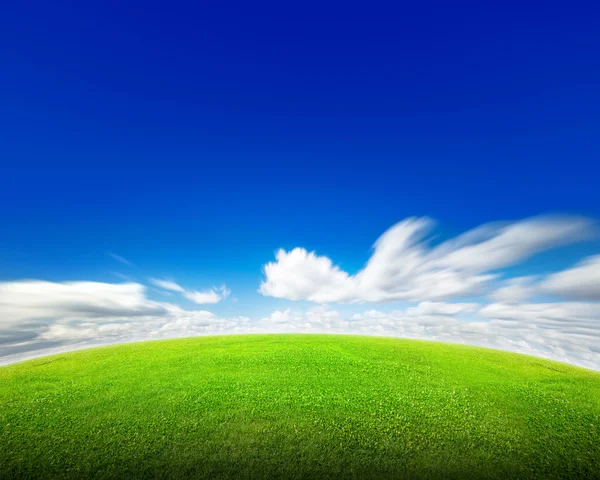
108 253 134 266
260 215 594 303
149 278 185 292
112 272 133 281
150 278 231 304
218 285 231 300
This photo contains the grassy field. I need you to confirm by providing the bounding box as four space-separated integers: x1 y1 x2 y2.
1 334 599 479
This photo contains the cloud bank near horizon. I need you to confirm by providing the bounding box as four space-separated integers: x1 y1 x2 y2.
2 298 598 371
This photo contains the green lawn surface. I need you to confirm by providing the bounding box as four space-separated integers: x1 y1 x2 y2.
1 334 599 479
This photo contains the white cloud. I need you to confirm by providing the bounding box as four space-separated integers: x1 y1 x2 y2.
149 278 185 292
260 215 594 303
540 255 600 301
268 308 293 323
183 289 223 304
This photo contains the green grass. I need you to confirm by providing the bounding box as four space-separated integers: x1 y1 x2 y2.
1 335 599 479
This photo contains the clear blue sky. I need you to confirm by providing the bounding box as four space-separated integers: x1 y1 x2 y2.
1 1 600 367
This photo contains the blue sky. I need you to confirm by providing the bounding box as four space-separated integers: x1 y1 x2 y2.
1 1 599 367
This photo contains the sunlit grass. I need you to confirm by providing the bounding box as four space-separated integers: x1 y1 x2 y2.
1 334 599 479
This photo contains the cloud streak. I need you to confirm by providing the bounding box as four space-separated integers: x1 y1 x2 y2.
0 281 167 325
540 255 600 301
108 253 134 266
149 278 185 292
150 278 231 304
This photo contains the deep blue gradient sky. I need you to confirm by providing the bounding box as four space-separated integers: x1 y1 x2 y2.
1 1 599 321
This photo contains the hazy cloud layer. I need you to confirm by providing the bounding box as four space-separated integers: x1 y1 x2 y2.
1 283 599 370
0 280 239 363
259 215 594 303
0 280 248 365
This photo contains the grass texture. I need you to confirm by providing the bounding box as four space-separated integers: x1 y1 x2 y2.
1 334 599 479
